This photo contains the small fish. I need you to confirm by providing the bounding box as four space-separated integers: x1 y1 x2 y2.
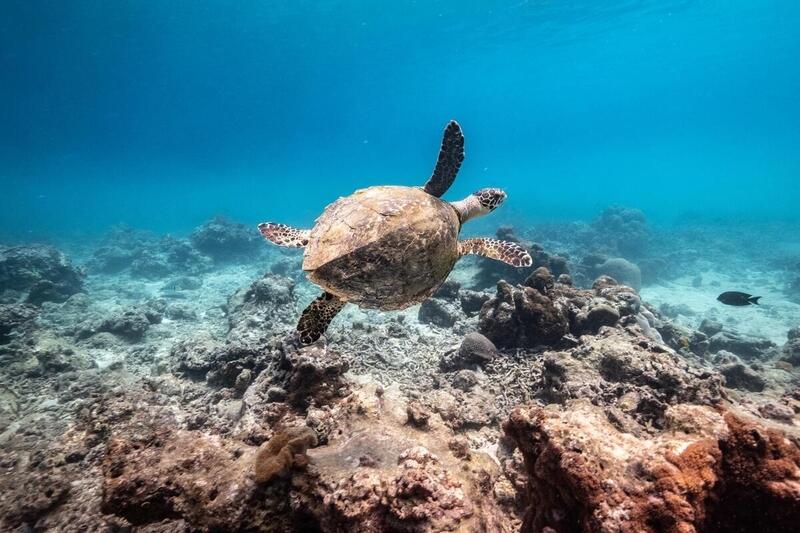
717 291 761 306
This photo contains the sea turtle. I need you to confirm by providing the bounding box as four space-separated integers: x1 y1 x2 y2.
259 121 532 344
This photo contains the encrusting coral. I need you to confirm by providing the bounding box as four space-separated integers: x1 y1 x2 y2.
254 426 318 483
503 401 800 533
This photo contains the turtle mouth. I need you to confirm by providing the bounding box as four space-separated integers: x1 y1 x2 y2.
473 188 507 209
478 188 506 211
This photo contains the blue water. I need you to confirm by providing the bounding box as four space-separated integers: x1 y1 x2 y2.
2 1 799 241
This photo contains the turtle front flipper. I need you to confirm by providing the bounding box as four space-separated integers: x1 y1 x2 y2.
423 120 465 198
258 223 310 247
296 292 346 345
458 238 533 267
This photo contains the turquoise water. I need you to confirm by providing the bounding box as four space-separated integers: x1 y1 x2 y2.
2 1 799 240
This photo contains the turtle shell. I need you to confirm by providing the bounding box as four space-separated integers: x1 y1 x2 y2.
303 185 461 310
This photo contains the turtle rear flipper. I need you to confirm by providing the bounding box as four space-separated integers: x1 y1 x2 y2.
423 120 464 198
296 292 346 345
458 238 532 267
258 223 310 247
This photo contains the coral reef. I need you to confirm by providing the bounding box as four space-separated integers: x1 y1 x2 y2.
418 297 459 328
2 219 800 532
440 332 497 371
587 205 650 258
780 326 800 365
0 245 84 304
459 289 491 315
708 330 778 361
289 381 516 532
579 254 642 290
504 401 800 532
0 303 37 343
479 279 569 347
254 425 318 483
277 345 350 408
189 216 263 262
89 226 212 279
478 268 655 349
101 425 293 530
226 272 297 346
717 358 767 392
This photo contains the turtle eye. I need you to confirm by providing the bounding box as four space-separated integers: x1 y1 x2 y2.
474 188 507 211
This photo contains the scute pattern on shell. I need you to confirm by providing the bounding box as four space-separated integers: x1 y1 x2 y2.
303 186 461 310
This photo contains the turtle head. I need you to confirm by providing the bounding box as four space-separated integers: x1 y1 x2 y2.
452 188 507 223
473 188 507 212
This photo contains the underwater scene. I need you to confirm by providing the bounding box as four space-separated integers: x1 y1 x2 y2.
2 1 800 531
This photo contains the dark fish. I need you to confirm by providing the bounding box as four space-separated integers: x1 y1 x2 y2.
717 291 761 306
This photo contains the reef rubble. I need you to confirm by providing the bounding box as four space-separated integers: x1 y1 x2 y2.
0 244 84 305
1 219 799 532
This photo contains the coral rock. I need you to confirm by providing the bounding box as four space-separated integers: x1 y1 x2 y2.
418 297 460 328
758 402 795 423
718 362 766 392
589 205 650 258
535 332 722 426
523 266 555 294
226 273 296 347
709 331 777 360
699 318 724 337
189 216 262 262
101 427 292 531
95 308 152 341
458 289 491 315
590 256 642 290
780 327 800 365
0 245 84 305
290 382 512 532
171 331 225 380
504 400 800 532
433 279 461 300
280 345 350 407
0 473 71 530
575 301 621 333
255 426 318 483
479 281 569 348
406 401 431 428
479 276 655 349
89 227 212 278
451 369 483 391
0 303 38 344
440 332 497 371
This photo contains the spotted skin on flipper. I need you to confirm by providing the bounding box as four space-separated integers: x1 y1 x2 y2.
458 238 533 267
423 120 465 198
258 223 310 248
296 292 346 345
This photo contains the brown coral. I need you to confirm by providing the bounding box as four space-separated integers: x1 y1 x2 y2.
479 280 569 348
705 413 800 531
289 382 517 532
254 426 318 483
504 401 800 532
101 427 292 531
